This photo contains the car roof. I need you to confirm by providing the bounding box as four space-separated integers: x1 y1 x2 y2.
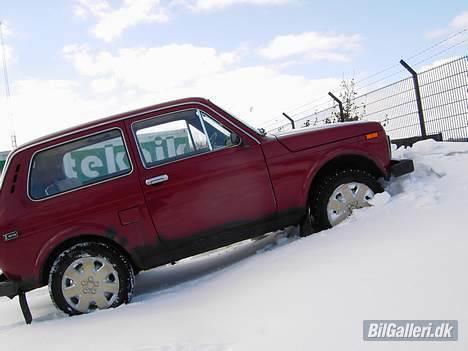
18 97 210 150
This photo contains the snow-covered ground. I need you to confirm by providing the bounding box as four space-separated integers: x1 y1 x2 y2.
1 139 467 350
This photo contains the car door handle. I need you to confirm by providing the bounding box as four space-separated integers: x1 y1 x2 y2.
145 175 169 186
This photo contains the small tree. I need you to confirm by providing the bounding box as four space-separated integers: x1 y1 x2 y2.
326 78 366 123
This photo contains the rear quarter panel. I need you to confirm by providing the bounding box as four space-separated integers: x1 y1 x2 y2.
0 122 158 287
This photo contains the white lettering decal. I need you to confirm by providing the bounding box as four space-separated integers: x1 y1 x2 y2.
142 148 152 163
105 145 116 173
155 138 165 161
63 153 77 178
115 152 128 170
81 156 103 178
166 137 176 158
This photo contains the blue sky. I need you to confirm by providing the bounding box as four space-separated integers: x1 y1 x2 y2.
0 0 467 149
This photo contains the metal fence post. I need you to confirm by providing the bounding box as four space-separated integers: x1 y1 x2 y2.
400 59 427 138
328 92 344 122
282 112 296 129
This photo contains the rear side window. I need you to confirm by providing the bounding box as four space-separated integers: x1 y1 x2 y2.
29 129 131 200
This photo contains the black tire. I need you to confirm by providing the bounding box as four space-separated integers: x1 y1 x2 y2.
48 242 135 316
310 168 383 230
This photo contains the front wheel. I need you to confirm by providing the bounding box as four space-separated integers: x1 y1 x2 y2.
48 242 135 316
311 169 383 230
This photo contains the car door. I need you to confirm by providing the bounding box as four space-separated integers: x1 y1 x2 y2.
127 106 277 245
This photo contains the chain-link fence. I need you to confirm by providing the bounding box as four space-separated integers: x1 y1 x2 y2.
269 56 468 143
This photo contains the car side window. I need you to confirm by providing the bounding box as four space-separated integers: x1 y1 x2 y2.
132 109 238 168
200 111 234 150
29 129 131 200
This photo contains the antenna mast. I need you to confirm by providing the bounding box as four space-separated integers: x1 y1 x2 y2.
0 21 17 149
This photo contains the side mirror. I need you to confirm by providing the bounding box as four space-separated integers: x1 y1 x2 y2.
230 132 242 145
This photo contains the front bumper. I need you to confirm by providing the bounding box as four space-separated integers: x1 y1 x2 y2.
0 274 19 298
390 159 414 177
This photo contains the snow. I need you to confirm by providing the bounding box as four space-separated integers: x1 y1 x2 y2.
1 139 468 350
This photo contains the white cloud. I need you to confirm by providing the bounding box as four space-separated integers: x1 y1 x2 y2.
63 45 114 76
75 0 169 42
0 80 110 149
62 44 339 117
90 77 118 94
74 0 111 18
450 11 468 29
74 0 293 41
0 78 156 150
174 66 340 124
0 21 13 38
427 10 468 38
185 0 291 12
259 32 362 62
1 45 14 65
0 42 341 149
0 22 15 65
63 44 242 91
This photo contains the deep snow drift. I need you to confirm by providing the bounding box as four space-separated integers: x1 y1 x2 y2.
1 140 467 351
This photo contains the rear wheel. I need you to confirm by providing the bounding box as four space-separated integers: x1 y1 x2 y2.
311 168 383 230
48 242 135 316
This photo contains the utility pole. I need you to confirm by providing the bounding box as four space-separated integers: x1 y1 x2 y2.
0 21 17 149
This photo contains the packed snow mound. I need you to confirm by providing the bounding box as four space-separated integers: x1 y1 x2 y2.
0 140 467 351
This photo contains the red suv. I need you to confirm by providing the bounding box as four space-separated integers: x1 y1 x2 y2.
0 98 413 323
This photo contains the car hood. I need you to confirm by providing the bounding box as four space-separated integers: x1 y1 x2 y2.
271 121 384 152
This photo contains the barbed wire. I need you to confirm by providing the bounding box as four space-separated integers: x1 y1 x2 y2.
353 27 468 87
407 27 468 61
262 26 468 130
412 36 468 68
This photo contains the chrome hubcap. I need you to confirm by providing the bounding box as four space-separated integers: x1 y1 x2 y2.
61 256 120 313
327 182 375 226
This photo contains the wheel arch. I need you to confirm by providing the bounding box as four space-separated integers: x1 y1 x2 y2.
306 153 385 206
38 233 138 286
